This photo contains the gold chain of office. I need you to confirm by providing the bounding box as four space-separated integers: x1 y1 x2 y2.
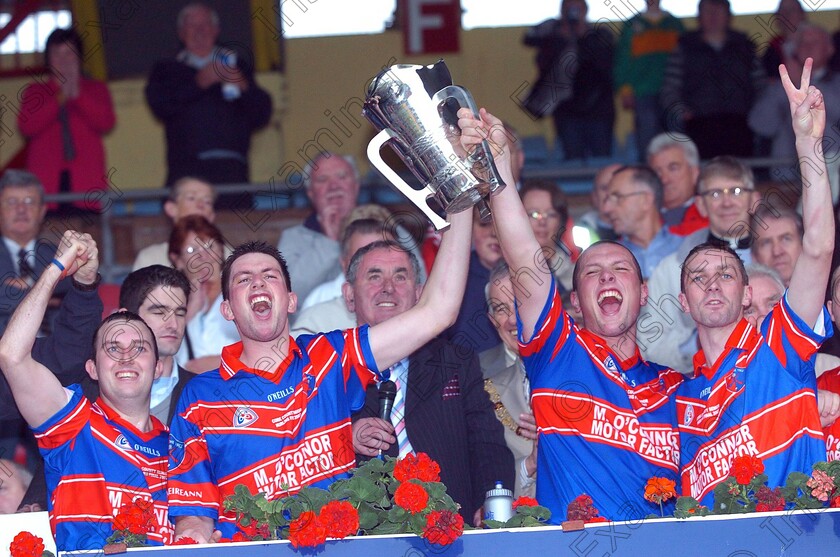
484 379 528 438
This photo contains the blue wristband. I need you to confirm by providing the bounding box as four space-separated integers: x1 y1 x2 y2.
51 258 65 272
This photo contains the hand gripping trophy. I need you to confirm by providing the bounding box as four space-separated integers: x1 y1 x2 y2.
363 60 506 230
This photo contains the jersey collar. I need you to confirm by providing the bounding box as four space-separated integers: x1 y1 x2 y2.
95 398 166 441
220 339 302 384
691 318 754 380
578 328 642 370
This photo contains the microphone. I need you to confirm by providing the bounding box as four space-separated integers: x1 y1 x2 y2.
378 380 397 421
376 380 397 460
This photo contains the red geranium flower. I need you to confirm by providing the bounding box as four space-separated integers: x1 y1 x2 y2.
831 495 840 508
288 510 327 548
421 509 464 546
113 498 156 537
394 481 430 514
169 536 198 545
567 494 608 523
512 496 539 510
393 452 441 483
317 500 359 539
755 486 785 512
9 532 45 557
730 455 764 485
235 516 271 540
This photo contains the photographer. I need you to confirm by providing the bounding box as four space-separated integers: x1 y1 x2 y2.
523 0 614 160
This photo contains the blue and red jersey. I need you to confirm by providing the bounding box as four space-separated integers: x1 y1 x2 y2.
34 385 170 550
677 295 830 506
817 366 840 461
518 277 683 522
168 328 378 538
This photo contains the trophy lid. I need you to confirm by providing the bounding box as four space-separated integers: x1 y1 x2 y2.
366 60 452 98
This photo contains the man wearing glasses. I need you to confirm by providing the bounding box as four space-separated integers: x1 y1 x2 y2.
0 169 70 336
639 156 758 372
602 164 682 279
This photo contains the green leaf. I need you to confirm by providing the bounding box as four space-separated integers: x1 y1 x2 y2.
515 505 551 520
424 481 447 501
369 520 409 535
483 519 505 529
347 476 386 503
295 486 333 513
387 506 410 523
354 502 379 530
409 512 428 535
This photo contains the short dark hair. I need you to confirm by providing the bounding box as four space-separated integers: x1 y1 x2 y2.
571 240 643 292
45 28 83 64
221 241 292 300
92 311 159 362
0 169 44 202
750 206 804 253
680 242 748 294
119 265 191 314
519 179 570 231
345 240 421 285
699 0 731 15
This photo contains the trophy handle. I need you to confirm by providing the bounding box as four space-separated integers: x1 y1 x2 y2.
432 85 506 195
367 129 451 231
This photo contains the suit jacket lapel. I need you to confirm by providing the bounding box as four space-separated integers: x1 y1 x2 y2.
404 341 442 420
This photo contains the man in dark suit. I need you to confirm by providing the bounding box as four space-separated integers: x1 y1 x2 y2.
346 241 514 526
0 170 72 478
0 169 70 336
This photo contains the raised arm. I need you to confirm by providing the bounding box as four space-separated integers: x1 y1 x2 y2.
457 107 550 341
366 209 472 370
0 231 93 428
781 58 834 326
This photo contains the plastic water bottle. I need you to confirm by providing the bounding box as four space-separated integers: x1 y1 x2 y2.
484 481 513 522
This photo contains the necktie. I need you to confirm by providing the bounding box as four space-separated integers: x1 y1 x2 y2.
388 361 414 458
58 105 76 164
17 248 35 284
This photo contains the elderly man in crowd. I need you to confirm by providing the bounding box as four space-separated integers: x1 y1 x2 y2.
146 2 272 208
646 132 708 234
132 177 220 270
602 164 681 279
278 152 424 304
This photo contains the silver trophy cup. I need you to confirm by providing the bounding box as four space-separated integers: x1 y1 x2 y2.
363 60 506 230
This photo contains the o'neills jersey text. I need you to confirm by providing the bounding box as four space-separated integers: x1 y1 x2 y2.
168 328 379 539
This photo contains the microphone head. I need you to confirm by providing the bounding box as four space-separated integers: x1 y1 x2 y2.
379 380 397 402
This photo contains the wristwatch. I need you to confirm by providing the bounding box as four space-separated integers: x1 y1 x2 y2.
73 272 101 292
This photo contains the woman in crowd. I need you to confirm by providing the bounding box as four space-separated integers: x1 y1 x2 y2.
17 28 115 213
168 215 239 373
